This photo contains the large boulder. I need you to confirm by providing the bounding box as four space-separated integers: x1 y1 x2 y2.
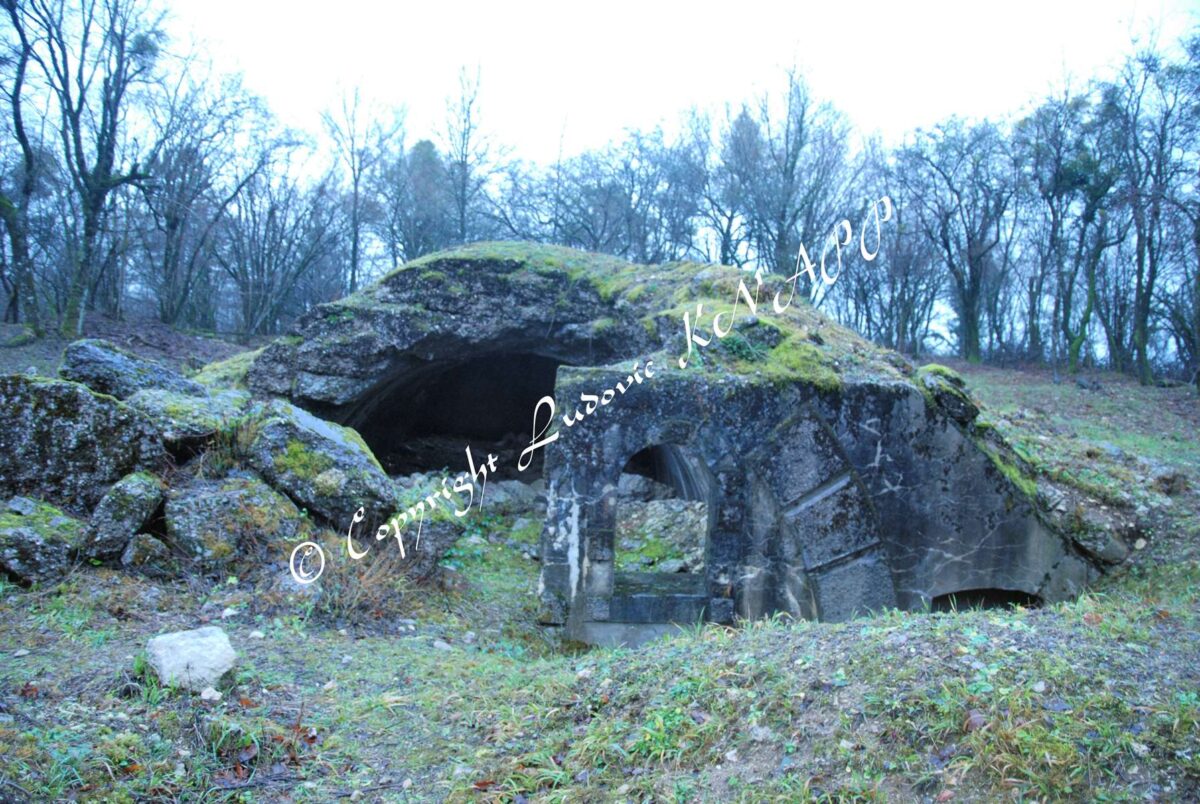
83 472 165 560
0 497 82 585
243 399 397 530
121 533 180 579
163 473 307 568
59 338 205 400
127 387 251 443
0 375 165 513
145 626 237 692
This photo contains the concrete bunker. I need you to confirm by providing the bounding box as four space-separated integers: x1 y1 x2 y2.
248 244 1119 647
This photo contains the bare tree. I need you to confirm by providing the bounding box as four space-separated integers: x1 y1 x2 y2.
1104 46 1191 383
215 157 339 339
833 142 941 354
899 119 1015 362
687 108 754 266
0 0 43 333
22 0 165 335
443 67 496 245
1160 32 1200 387
743 70 852 278
138 70 269 325
322 88 400 291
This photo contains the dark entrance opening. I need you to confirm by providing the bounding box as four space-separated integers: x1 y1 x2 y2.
356 352 561 478
611 444 714 624
931 588 1042 612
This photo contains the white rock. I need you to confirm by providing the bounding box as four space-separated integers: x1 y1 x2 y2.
200 686 222 702
13 649 29 658
248 630 265 639
432 639 452 651
145 626 237 692
221 607 238 619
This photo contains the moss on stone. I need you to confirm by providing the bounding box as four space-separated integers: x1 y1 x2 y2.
201 532 235 560
756 337 842 393
625 284 648 303
0 499 80 537
980 442 1039 501
193 349 264 390
918 363 965 384
335 424 385 473
251 243 921 428
381 242 630 286
591 273 638 302
386 482 464 530
313 468 348 497
915 364 976 414
274 439 334 481
418 269 448 283
972 419 997 436
26 374 124 407
101 472 163 522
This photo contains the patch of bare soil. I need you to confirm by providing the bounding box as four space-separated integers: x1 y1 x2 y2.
0 313 255 378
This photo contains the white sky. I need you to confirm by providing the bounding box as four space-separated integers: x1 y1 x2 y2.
165 0 1198 164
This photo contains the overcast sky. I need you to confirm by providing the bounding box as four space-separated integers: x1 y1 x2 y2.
165 0 1198 163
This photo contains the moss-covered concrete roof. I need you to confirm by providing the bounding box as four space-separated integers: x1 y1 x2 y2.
332 241 913 393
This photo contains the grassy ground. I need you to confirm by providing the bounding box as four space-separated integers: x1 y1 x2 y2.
0 364 1197 802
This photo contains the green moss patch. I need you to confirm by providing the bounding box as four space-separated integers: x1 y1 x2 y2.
192 349 264 389
273 438 334 481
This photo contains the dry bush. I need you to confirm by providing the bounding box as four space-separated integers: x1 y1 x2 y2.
299 530 418 624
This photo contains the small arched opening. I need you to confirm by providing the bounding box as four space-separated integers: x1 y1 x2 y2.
610 443 716 623
931 588 1042 612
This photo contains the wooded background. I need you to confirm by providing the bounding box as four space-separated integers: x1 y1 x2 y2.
2 0 1197 386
